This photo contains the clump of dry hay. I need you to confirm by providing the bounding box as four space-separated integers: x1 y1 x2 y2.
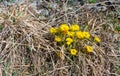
0 1 120 76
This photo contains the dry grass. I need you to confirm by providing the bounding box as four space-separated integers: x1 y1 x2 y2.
0 1 120 76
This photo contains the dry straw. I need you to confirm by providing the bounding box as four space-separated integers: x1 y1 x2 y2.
0 0 120 76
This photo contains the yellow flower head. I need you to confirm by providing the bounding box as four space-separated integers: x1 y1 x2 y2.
55 36 62 42
83 32 90 39
50 27 58 34
94 36 101 43
60 23 69 34
70 24 80 31
84 46 93 53
66 42 71 45
70 49 77 55
67 31 75 37
66 38 73 42
76 31 84 39
66 38 73 45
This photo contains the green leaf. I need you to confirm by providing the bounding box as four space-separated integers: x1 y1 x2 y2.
0 25 3 30
115 26 120 31
89 0 96 3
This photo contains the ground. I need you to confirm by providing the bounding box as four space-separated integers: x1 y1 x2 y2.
0 0 120 76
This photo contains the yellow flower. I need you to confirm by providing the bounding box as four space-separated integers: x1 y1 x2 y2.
94 36 101 43
66 38 73 45
66 42 72 45
66 38 73 42
60 23 69 34
70 24 80 31
83 32 90 39
50 27 58 34
76 31 84 39
84 46 93 53
67 31 75 37
55 36 62 42
70 49 77 55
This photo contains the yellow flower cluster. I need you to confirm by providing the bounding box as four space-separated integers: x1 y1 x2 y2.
76 31 90 39
50 23 101 56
